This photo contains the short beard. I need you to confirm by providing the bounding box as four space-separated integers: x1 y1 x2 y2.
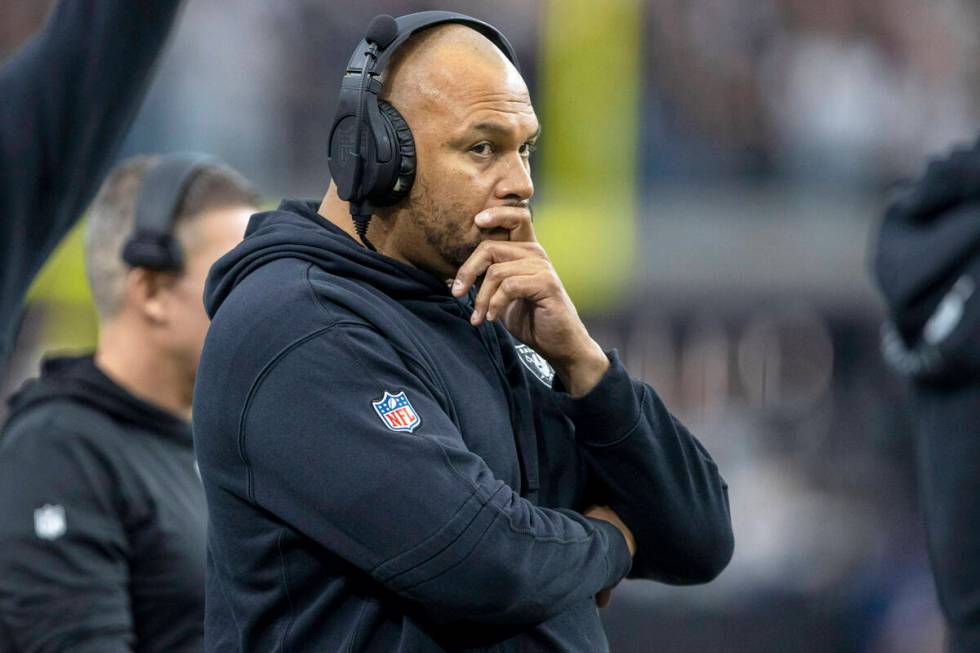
406 181 483 277
428 203 533 269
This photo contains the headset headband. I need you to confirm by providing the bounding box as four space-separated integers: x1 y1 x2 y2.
343 11 520 77
122 153 215 271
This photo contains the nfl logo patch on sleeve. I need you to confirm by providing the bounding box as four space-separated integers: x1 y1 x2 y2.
372 391 421 433
34 504 67 540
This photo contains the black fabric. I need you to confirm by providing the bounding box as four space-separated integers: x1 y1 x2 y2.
873 137 980 383
0 0 184 367
913 383 980 653
194 199 733 652
872 138 980 652
0 356 206 652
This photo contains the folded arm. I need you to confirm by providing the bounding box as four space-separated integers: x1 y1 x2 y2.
242 322 633 625
555 351 735 584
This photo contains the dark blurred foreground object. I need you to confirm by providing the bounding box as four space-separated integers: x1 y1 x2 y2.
0 0 185 369
873 136 980 653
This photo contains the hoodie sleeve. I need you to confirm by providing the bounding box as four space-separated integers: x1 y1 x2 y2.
0 0 184 351
0 423 134 653
553 351 734 584
871 140 980 651
911 383 980 653
241 322 633 625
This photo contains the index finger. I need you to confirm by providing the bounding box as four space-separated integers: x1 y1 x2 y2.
451 241 543 297
474 205 536 242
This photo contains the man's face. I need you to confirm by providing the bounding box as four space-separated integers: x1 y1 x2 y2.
161 205 253 378
391 53 539 280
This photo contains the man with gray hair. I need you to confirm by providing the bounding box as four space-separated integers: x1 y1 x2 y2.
0 154 258 652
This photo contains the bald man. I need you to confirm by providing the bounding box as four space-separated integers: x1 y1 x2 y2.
193 13 733 652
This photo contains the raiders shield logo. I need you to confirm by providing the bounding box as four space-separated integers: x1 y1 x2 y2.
515 344 555 387
372 391 422 433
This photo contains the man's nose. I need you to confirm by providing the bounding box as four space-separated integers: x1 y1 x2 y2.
495 153 534 202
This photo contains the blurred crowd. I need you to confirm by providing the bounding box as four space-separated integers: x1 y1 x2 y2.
642 0 980 187
5 0 974 194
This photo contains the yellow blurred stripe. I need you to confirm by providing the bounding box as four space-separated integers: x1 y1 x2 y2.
536 0 640 314
26 220 98 350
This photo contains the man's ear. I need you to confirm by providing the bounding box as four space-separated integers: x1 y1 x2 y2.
126 267 174 325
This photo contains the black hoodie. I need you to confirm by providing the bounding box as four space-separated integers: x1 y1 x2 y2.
873 139 980 653
0 356 206 652
194 199 734 652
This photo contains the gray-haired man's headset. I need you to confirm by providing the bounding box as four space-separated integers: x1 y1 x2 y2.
121 153 216 272
327 12 519 250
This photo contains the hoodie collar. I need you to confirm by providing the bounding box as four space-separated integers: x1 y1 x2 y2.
6 355 192 446
204 199 454 319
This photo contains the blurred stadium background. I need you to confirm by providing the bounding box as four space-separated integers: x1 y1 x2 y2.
3 1 979 651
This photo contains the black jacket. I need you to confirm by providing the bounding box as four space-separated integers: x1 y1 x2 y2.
194 200 734 652
0 356 206 652
0 0 183 366
873 139 980 653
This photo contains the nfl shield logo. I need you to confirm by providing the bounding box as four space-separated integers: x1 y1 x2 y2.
372 391 421 433
34 504 67 540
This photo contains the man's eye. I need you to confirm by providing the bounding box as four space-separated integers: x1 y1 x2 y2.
520 142 538 157
470 143 493 156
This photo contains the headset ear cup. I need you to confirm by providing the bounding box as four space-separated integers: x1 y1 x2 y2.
376 101 416 205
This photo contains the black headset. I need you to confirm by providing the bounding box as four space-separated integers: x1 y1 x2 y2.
121 153 216 272
327 11 519 250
